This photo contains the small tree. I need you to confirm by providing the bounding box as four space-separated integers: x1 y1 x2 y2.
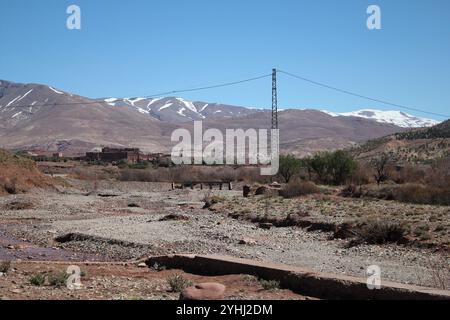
372 153 391 186
327 150 357 185
278 155 302 183
305 153 329 183
305 151 356 185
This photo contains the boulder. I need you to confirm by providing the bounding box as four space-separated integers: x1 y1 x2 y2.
238 237 257 245
159 214 189 221
255 186 267 195
269 182 282 189
243 185 251 198
180 283 226 300
259 222 273 230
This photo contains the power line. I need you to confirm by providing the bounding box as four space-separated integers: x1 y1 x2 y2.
143 74 272 98
278 69 450 119
5 73 272 109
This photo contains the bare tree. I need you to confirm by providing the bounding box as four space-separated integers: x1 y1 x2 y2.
371 153 391 186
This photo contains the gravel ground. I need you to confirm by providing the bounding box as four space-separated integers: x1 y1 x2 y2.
0 262 308 300
0 180 449 290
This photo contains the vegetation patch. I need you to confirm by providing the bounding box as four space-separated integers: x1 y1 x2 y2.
167 274 193 292
259 279 280 291
280 180 320 198
349 220 407 247
3 200 35 210
29 273 47 286
0 261 11 274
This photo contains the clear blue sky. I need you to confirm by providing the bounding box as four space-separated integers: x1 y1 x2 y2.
1 0 449 119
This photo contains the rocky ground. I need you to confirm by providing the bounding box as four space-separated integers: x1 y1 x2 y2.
0 262 308 300
0 178 449 299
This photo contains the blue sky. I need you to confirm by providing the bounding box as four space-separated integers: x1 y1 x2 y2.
1 0 449 119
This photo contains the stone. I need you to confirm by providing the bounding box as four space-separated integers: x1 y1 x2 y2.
180 283 226 301
254 186 267 196
238 237 257 245
10 289 23 294
259 222 273 230
243 185 251 198
159 214 189 222
137 263 147 268
269 182 282 189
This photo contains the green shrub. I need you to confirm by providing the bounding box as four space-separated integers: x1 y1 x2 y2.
278 155 302 183
259 279 280 291
48 271 69 288
30 273 46 286
167 274 193 292
305 151 357 185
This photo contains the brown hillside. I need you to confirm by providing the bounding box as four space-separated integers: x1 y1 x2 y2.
0 149 53 194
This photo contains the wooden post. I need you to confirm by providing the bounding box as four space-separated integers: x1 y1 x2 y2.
228 182 233 190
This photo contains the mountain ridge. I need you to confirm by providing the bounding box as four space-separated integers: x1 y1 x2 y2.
1 79 439 156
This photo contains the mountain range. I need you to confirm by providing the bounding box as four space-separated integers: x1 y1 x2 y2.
0 79 442 156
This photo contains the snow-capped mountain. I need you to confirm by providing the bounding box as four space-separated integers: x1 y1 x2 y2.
103 97 262 123
322 109 440 128
0 79 444 155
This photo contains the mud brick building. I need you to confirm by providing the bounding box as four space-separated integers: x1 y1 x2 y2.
86 147 142 164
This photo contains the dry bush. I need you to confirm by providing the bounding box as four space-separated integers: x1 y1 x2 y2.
353 220 407 245
235 167 267 183
349 163 373 186
4 200 35 210
427 255 450 290
390 165 427 184
426 158 450 189
119 167 171 182
0 177 18 194
393 183 450 206
280 180 320 199
71 166 118 181
202 192 225 209
119 165 266 183
0 261 11 273
340 184 363 198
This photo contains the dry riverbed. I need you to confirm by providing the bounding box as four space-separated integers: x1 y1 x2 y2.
0 179 449 295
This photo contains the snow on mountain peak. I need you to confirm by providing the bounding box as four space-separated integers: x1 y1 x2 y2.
176 98 198 113
100 95 439 129
324 109 440 128
48 86 64 95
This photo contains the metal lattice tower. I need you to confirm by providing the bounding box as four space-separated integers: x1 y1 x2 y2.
271 68 278 130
